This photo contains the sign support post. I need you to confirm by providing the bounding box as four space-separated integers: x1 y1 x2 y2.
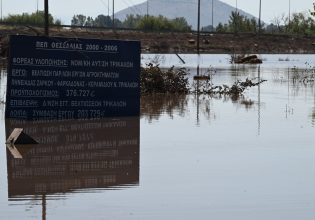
44 0 49 36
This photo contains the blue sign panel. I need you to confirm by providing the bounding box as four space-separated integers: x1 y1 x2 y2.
5 35 140 120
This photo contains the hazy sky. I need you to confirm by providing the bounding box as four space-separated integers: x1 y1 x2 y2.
1 0 314 24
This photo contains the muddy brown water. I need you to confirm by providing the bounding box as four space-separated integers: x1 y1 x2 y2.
0 54 315 220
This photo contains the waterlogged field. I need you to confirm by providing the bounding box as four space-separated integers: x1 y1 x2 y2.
0 54 315 220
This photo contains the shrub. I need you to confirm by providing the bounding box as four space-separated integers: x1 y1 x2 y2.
140 63 190 93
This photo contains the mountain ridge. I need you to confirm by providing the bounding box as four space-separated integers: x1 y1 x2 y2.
115 0 258 30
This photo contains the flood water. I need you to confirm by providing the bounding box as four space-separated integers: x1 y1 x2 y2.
1 54 315 220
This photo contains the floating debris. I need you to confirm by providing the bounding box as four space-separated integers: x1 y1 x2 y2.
231 54 263 64
193 75 210 81
188 39 195 44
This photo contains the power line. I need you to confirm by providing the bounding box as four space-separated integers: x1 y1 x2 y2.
123 0 143 15
99 0 108 8
98 0 109 16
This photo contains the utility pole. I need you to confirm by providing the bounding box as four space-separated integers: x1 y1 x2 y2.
258 0 261 33
197 0 201 54
211 0 214 31
42 195 46 220
235 0 238 33
1 0 2 21
146 0 149 17
44 0 49 36
35 0 39 24
108 0 110 16
288 0 291 31
112 0 115 30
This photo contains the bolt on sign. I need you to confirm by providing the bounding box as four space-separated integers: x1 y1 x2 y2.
5 35 140 120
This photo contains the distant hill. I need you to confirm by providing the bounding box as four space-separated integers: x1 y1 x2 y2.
115 0 258 30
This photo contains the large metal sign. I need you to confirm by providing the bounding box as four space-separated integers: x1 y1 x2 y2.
5 35 140 120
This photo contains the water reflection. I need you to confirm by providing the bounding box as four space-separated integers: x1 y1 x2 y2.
141 94 258 122
0 69 7 104
5 117 140 200
229 64 260 78
141 94 188 122
140 63 263 125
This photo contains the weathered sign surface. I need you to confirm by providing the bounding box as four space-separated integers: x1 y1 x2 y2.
5 35 140 120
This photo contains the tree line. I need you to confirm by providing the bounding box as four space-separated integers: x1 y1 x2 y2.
0 11 191 32
204 11 315 35
1 6 315 35
70 14 192 32
1 11 61 26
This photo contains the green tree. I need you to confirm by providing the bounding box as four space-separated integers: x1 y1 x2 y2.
311 3 315 16
85 16 94 26
94 15 112 27
71 14 87 26
123 14 142 28
287 12 315 34
69 13 190 31
136 15 191 32
202 25 214 32
113 18 123 28
227 11 259 33
229 11 242 33
3 11 59 25
215 22 228 32
172 17 191 31
265 23 279 33
268 14 286 33
55 19 62 26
